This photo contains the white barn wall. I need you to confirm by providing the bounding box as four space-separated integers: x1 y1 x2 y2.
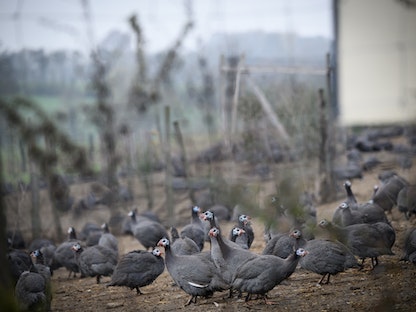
338 0 416 125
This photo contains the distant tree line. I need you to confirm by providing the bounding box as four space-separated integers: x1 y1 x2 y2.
0 49 90 96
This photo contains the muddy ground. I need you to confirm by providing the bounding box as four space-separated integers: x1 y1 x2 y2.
46 167 416 312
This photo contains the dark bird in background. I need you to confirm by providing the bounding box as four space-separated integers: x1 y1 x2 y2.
170 227 200 255
401 227 416 264
180 206 205 251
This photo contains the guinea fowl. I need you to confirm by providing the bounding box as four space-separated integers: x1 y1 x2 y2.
397 185 416 219
72 242 118 283
229 215 254 249
30 249 52 282
30 249 52 306
53 226 81 278
28 239 56 271
207 226 258 296
262 229 306 258
180 206 205 251
28 238 55 253
129 210 168 250
107 248 165 294
98 223 119 256
401 227 416 264
202 211 253 254
231 248 308 303
372 174 408 213
171 227 200 255
7 247 33 284
121 209 161 235
157 237 228 306
230 227 249 249
356 201 390 225
332 202 375 226
79 222 102 246
15 270 51 312
333 182 358 226
333 181 389 226
343 180 358 206
299 239 361 285
318 219 395 268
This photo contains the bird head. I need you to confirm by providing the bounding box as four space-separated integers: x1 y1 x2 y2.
200 210 214 221
152 248 163 257
71 243 82 252
157 237 170 248
289 229 302 239
208 227 220 237
238 214 251 225
232 227 246 237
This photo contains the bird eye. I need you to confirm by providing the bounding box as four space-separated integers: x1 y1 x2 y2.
319 219 327 226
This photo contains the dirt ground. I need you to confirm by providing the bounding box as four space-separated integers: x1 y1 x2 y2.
45 167 416 312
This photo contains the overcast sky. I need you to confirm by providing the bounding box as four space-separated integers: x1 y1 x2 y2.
0 0 332 54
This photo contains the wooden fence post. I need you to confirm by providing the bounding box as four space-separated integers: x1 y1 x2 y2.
164 106 174 226
173 120 195 204
318 87 337 203
29 159 41 239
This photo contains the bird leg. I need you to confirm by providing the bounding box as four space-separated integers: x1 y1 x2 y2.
371 257 379 269
185 295 197 306
325 274 331 284
96 275 101 284
359 258 366 270
318 273 328 285
136 287 143 295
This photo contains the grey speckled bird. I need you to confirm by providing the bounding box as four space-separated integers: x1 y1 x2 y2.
15 270 50 312
53 226 81 278
72 242 118 284
300 239 361 284
157 237 228 306
319 219 395 269
232 248 308 303
107 248 165 294
401 228 416 264
171 227 200 255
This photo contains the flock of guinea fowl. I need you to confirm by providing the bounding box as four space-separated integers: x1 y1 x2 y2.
9 171 416 309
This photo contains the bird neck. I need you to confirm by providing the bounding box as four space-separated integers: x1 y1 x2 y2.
342 206 353 217
68 230 77 240
345 185 357 203
216 232 233 257
36 253 45 265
